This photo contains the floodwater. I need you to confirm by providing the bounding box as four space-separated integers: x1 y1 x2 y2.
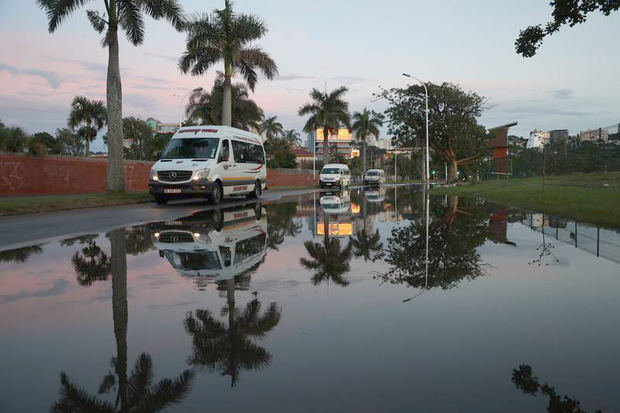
1 185 620 412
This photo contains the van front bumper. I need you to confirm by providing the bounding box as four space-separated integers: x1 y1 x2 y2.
149 181 214 196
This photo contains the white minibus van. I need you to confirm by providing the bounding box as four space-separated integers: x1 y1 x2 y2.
363 169 386 186
319 163 351 189
149 126 267 205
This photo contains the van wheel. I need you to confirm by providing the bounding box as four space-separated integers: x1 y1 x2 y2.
248 180 261 199
210 182 223 204
212 209 224 231
154 195 168 205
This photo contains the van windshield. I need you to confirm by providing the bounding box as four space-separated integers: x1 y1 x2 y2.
161 138 219 159
366 171 380 176
321 168 340 174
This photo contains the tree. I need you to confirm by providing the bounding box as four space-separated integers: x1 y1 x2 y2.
298 86 351 165
259 116 284 140
282 129 301 146
185 75 264 130
382 82 487 183
0 125 29 153
53 229 194 411
350 229 383 262
32 132 61 155
39 0 184 192
122 117 152 160
68 96 107 157
179 0 277 127
265 139 296 168
516 1 620 57
351 109 383 176
301 237 353 287
54 128 84 156
185 296 281 387
0 245 43 264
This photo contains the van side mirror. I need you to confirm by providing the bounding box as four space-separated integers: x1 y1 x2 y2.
156 151 162 160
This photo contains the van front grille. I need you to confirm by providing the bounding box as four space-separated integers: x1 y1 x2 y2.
159 232 194 243
157 170 192 182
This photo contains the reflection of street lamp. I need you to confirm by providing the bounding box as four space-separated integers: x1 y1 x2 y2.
403 73 429 186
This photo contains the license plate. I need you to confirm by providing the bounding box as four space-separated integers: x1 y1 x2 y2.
164 189 182 194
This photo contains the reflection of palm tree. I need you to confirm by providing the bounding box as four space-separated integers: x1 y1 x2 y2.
266 202 302 250
350 229 383 262
0 245 43 264
60 234 97 247
301 236 353 287
185 293 281 387
72 240 111 286
512 364 598 413
124 225 155 256
53 229 194 411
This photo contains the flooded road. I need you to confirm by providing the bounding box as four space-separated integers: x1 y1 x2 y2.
1 185 619 412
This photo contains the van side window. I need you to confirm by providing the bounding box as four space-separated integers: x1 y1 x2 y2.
219 140 230 163
232 140 247 163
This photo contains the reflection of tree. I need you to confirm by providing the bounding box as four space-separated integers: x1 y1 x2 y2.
379 196 487 290
350 229 383 262
72 240 112 286
59 234 98 247
265 202 302 250
124 225 155 256
301 235 353 287
185 292 281 387
53 229 194 411
0 245 43 263
512 364 601 413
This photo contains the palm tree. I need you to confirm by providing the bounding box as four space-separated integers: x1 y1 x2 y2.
39 0 184 192
0 245 43 264
259 116 284 140
68 96 107 157
350 228 383 262
351 109 383 176
282 129 301 146
298 87 350 165
179 0 278 127
53 229 194 411
185 74 264 130
71 240 112 286
185 294 281 387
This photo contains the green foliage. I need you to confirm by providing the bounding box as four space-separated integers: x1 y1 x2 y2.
122 116 153 160
185 75 264 130
259 116 284 140
179 0 277 90
516 0 620 57
0 125 29 153
55 127 84 156
301 236 353 287
68 96 107 156
282 129 301 146
265 137 296 168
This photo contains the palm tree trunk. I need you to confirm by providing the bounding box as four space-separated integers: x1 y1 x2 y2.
106 24 125 192
361 139 366 176
226 277 235 331
323 126 329 165
222 73 232 127
110 228 128 411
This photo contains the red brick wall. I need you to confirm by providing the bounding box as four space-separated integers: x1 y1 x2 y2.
0 155 314 196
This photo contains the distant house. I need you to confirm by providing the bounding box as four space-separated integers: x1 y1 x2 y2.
291 147 315 165
146 117 179 135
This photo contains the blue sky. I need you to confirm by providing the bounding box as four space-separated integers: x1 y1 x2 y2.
0 0 618 151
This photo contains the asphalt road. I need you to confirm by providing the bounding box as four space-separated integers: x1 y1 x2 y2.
0 184 419 250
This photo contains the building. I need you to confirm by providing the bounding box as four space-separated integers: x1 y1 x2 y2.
507 135 528 148
488 122 518 176
314 128 353 159
291 147 315 165
527 129 550 149
580 128 609 143
549 129 569 143
146 118 179 135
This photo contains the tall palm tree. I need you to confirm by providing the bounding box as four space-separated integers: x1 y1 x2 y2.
53 229 194 411
298 87 350 165
351 109 383 176
185 294 281 387
282 129 301 146
179 0 278 127
349 228 383 262
185 74 264 130
259 116 284 140
38 0 184 192
68 96 107 157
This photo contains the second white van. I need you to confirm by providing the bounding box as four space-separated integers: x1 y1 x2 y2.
149 126 267 205
319 163 351 189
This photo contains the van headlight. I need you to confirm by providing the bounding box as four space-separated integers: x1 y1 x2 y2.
150 171 159 181
192 168 210 181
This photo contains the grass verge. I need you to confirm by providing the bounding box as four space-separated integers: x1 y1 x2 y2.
0 191 152 216
432 172 620 228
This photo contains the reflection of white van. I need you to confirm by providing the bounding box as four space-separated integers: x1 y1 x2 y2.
320 190 351 214
319 164 351 189
151 203 267 281
364 169 385 186
364 187 386 203
149 126 267 205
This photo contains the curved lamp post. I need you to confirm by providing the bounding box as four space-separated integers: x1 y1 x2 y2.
402 73 429 186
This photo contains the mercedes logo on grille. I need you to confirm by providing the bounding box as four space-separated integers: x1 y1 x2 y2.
170 171 178 180
171 235 179 243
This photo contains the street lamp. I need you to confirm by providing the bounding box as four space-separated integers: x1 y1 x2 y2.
402 73 429 186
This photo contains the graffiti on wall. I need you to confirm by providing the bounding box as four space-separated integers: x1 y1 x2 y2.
0 160 25 191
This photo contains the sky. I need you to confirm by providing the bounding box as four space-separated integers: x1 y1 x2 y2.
0 0 618 151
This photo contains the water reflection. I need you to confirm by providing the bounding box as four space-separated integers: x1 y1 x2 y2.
53 229 194 411
0 244 43 263
71 236 111 286
512 364 601 413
